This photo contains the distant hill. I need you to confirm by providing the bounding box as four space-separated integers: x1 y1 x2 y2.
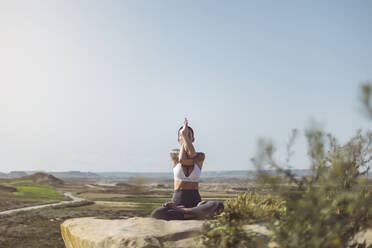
0 171 28 179
95 169 314 179
0 171 101 179
17 172 64 185
49 171 100 179
97 172 172 178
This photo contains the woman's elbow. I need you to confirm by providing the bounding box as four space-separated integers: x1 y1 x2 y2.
196 152 205 161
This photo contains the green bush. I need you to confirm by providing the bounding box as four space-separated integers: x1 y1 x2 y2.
201 192 285 248
256 129 372 248
200 83 372 248
223 192 285 223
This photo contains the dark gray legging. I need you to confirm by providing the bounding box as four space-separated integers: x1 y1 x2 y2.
151 201 224 221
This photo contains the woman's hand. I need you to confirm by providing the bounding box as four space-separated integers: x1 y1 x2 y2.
163 202 174 207
179 118 189 137
178 117 198 160
163 202 185 211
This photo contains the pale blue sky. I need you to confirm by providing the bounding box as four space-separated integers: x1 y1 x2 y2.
0 1 371 172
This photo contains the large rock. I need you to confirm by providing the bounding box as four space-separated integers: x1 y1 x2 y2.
61 217 271 248
61 217 206 248
60 217 372 248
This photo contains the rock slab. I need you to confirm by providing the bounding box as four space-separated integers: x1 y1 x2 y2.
61 217 206 248
60 217 371 248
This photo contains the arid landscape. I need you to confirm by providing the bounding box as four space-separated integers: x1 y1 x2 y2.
1 1 371 247
0 171 256 248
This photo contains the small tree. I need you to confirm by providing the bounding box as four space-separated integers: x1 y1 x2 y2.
251 83 372 248
253 128 371 248
201 83 372 248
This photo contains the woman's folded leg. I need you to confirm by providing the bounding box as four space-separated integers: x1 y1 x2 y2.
151 207 184 221
151 201 224 220
184 201 224 219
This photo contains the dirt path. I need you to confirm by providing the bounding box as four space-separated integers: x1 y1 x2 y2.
85 184 105 190
0 192 85 216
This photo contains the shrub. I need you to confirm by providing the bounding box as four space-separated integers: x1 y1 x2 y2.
200 192 285 248
253 83 372 248
223 192 285 223
254 129 372 248
200 83 372 248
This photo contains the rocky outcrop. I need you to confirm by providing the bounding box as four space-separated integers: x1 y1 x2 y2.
61 217 271 248
61 217 207 248
60 217 371 248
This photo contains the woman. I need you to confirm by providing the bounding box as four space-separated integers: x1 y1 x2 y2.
151 118 223 220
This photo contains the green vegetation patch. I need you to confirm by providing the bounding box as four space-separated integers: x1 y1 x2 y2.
1 183 66 202
201 192 284 248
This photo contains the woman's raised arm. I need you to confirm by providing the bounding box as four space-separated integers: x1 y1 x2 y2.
179 118 197 158
178 144 195 165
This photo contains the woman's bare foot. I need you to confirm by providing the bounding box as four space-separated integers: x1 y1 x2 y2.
197 200 208 206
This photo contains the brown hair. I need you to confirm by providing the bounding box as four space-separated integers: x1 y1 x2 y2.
178 126 194 138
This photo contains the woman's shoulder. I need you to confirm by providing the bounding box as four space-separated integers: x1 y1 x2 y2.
194 152 205 170
195 152 205 160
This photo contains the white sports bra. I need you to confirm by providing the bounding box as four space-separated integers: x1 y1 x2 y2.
173 163 201 182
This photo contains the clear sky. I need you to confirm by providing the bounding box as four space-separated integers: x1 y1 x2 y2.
0 1 371 172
